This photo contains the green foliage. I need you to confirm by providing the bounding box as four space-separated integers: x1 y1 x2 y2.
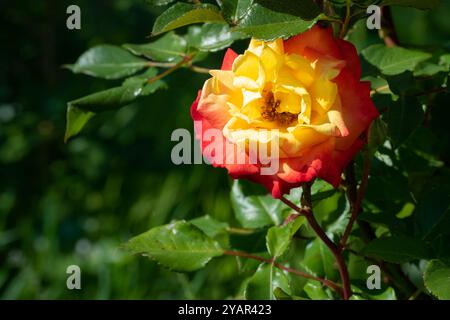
386 95 424 148
125 221 224 272
124 32 187 62
187 23 243 52
244 264 290 300
266 218 305 258
424 260 450 299
362 44 431 75
381 0 441 10
362 237 431 264
151 3 225 36
3 0 450 301
65 69 166 141
65 45 148 79
233 0 321 41
221 0 253 24
230 180 287 228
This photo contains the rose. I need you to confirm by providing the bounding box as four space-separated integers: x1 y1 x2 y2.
191 25 378 198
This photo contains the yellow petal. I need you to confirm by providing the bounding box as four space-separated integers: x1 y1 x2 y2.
285 54 315 87
310 79 337 112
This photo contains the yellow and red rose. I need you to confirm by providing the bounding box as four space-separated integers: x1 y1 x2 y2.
191 25 378 198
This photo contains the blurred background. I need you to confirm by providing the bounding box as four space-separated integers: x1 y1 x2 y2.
0 0 449 299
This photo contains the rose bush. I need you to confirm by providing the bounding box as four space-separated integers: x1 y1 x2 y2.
64 0 450 301
191 25 379 198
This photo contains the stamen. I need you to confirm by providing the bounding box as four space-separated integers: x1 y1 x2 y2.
261 91 298 126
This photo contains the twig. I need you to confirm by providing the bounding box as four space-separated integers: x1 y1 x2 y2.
380 6 398 47
226 227 258 235
339 149 371 251
145 58 211 78
339 0 352 38
224 250 343 296
370 84 390 96
280 195 351 300
147 56 192 84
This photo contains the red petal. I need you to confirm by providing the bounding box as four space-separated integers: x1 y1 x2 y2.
336 39 361 79
284 25 342 60
221 48 238 71
334 69 379 151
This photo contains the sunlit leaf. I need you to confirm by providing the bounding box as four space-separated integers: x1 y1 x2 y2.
125 221 223 272
65 45 147 79
152 3 224 36
124 32 187 62
362 44 431 76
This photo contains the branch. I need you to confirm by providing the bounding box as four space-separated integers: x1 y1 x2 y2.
339 149 372 251
339 0 352 39
380 6 399 47
145 57 211 79
224 250 343 296
147 56 192 84
280 195 351 299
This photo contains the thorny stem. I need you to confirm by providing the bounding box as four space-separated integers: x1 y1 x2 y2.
223 250 343 296
280 195 351 300
339 149 372 251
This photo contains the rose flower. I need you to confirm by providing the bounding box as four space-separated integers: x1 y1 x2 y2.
191 25 379 198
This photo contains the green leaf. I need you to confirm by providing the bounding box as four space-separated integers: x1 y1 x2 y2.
121 68 165 94
187 23 243 52
362 236 431 264
64 106 94 143
362 44 431 76
266 217 305 258
124 32 187 62
65 84 143 142
65 45 147 79
381 0 441 10
414 62 447 77
439 54 450 69
65 69 166 141
302 238 339 280
231 180 287 229
190 215 229 238
352 283 397 300
424 260 450 299
233 0 321 41
273 287 308 300
221 0 253 24
304 281 331 300
124 221 223 272
145 0 175 6
311 179 336 202
69 82 154 113
244 263 290 300
387 95 424 148
152 3 225 36
368 118 388 156
414 182 450 239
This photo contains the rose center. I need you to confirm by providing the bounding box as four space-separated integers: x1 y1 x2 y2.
260 90 298 126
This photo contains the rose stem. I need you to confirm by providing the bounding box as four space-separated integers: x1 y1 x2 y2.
223 250 343 297
280 192 351 300
339 149 371 251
